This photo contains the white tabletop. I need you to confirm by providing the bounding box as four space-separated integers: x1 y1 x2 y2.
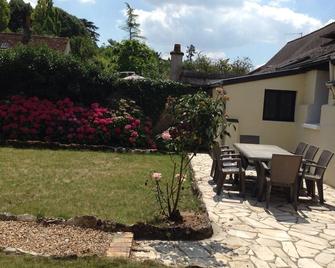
234 143 292 161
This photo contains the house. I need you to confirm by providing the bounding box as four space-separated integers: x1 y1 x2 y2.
170 22 335 187
0 32 71 54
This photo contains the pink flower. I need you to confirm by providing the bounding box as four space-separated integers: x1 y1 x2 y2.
124 124 132 131
131 131 139 138
151 172 162 181
162 131 172 141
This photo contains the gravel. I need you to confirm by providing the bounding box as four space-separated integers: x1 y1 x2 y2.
0 221 115 257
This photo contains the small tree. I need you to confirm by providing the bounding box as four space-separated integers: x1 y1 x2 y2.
0 0 10 32
146 91 229 221
120 2 145 40
32 0 61 35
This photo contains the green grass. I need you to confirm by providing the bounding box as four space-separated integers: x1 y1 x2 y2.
0 147 200 224
0 254 167 268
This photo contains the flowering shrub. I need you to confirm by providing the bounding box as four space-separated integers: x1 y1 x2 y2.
146 91 228 221
0 96 156 149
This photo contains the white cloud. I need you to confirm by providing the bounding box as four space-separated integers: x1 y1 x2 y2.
22 0 95 7
137 0 322 60
23 0 37 7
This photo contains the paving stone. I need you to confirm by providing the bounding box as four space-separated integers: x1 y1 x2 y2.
258 229 291 241
298 258 322 268
270 247 297 268
250 245 275 261
295 240 327 250
227 229 257 239
221 236 251 247
315 252 335 266
296 245 319 258
250 256 270 268
282 242 299 258
288 231 329 246
229 260 255 268
260 218 289 231
275 257 289 267
256 238 281 247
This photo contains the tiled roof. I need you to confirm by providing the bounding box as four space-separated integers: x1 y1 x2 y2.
0 32 70 53
251 22 335 75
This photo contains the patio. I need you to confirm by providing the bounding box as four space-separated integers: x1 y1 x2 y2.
133 153 335 268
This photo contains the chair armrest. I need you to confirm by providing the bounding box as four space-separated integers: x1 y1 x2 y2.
220 145 230 150
303 159 317 164
261 162 270 171
304 162 327 170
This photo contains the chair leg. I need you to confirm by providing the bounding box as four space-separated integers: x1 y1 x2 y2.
210 161 215 178
213 161 219 183
240 172 246 198
216 172 226 195
316 180 324 204
266 182 272 209
292 184 297 211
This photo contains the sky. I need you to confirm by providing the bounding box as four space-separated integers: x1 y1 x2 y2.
23 0 335 67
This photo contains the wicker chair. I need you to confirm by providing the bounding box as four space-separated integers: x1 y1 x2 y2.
261 154 302 210
211 143 239 183
292 142 308 155
300 150 334 203
300 145 319 173
216 153 246 197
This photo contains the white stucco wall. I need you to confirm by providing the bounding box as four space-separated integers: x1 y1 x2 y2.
218 70 335 186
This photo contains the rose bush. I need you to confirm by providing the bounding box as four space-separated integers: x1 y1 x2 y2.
0 96 156 148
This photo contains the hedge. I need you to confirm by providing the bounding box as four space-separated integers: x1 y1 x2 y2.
0 45 198 122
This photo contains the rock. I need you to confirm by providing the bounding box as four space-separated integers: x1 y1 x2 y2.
66 216 100 228
17 214 37 222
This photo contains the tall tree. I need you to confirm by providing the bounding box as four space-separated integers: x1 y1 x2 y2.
56 7 87 38
120 2 145 40
80 18 100 43
186 44 196 62
0 0 10 32
32 0 61 35
8 0 32 32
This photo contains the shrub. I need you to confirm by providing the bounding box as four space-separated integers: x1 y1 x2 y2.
0 45 197 123
0 96 155 148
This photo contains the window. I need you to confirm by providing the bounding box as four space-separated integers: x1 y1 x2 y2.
263 89 296 122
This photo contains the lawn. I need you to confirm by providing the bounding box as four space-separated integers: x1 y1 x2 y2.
0 254 166 268
0 147 200 224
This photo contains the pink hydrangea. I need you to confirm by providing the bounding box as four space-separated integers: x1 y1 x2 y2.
161 130 172 141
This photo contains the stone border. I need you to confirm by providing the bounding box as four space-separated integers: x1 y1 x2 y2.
1 140 158 154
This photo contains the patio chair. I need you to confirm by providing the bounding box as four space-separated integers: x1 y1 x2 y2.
299 150 334 203
210 143 239 183
261 154 302 210
292 142 308 155
300 145 319 173
216 154 245 197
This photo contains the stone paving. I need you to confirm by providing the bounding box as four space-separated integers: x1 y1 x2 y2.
132 153 335 268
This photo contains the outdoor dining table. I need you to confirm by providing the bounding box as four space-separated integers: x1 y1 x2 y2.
233 143 293 201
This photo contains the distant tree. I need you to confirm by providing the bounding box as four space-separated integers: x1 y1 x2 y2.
70 36 97 61
230 57 253 75
98 39 160 78
120 2 145 40
183 52 253 75
56 7 87 38
108 38 117 46
32 0 61 35
186 44 196 62
0 0 10 32
8 0 32 32
80 18 100 43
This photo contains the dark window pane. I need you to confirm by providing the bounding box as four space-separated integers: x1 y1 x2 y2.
263 89 296 122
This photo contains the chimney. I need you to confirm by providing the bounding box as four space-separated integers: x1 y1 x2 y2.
170 44 184 81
